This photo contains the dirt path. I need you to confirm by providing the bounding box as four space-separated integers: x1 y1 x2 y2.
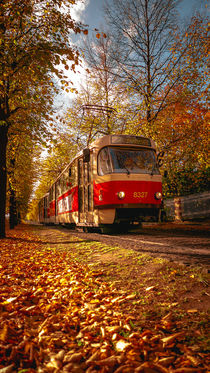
36 221 210 269
33 223 210 320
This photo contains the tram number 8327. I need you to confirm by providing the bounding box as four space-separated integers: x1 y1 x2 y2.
38 134 163 232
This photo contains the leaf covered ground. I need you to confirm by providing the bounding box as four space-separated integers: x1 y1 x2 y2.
0 224 209 373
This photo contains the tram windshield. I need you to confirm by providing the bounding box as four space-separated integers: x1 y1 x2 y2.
98 147 160 175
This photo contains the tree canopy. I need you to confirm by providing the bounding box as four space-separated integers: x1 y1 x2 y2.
0 0 84 237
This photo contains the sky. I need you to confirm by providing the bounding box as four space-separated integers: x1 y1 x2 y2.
75 0 205 30
58 0 206 108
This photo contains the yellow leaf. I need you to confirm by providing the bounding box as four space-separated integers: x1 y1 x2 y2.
115 339 130 351
0 324 8 341
161 332 184 346
2 297 17 304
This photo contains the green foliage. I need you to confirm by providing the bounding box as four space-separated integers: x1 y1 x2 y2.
8 136 40 216
163 167 210 198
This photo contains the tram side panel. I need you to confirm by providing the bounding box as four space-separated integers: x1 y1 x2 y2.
56 186 79 224
40 160 82 226
54 161 79 225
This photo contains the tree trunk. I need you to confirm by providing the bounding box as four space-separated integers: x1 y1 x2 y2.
9 187 18 229
8 158 18 229
0 125 8 238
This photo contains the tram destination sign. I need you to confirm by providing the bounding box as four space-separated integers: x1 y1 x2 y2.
111 135 151 147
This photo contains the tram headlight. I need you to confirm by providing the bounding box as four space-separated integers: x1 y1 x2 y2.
155 192 162 200
118 191 125 200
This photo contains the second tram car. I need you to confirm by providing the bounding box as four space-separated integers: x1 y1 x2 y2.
38 134 163 232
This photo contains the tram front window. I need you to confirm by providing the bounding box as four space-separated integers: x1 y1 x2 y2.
98 147 160 175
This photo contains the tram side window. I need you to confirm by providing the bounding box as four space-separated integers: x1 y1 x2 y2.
98 147 112 175
59 175 63 194
57 178 61 196
49 186 53 201
44 196 48 218
62 174 67 193
68 161 76 186
64 171 69 191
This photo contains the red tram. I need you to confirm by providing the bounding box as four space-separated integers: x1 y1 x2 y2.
38 134 162 232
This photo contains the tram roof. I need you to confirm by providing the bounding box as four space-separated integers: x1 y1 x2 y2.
89 134 155 149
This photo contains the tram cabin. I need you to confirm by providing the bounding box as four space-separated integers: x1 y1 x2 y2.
38 134 162 231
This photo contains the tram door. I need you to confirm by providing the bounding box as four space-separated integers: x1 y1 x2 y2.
78 153 93 224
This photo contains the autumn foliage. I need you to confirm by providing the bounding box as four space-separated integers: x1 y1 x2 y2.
0 225 209 372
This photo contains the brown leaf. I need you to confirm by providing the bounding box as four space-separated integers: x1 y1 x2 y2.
161 332 184 346
106 325 121 333
115 366 135 373
46 355 63 369
158 357 175 367
86 350 100 364
0 365 15 373
65 352 83 363
173 369 206 373
93 355 122 368
135 362 169 373
54 349 65 361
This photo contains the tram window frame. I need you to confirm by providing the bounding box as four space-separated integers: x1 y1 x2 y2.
88 184 93 211
64 170 69 189
78 158 83 182
88 157 92 183
59 178 62 193
49 185 55 201
98 147 113 175
56 178 61 196
69 161 76 186
49 188 52 201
